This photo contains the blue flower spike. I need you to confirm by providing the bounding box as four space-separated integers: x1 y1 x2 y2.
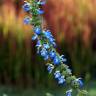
22 0 87 95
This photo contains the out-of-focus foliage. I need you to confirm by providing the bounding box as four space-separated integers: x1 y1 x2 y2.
44 0 96 43
0 0 53 87
0 0 96 88
44 0 96 79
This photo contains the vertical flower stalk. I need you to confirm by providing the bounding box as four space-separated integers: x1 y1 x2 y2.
22 0 88 96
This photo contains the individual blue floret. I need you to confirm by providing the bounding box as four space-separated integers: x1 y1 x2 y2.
53 56 60 65
43 43 50 49
36 40 42 54
43 30 53 38
22 1 31 12
40 48 49 60
37 1 46 5
54 71 61 79
47 64 54 73
44 55 49 60
37 9 44 15
76 78 84 88
40 48 48 56
34 27 42 35
60 55 67 63
36 40 42 47
32 35 38 40
24 17 31 24
66 89 72 96
43 30 56 47
49 50 56 59
58 75 65 84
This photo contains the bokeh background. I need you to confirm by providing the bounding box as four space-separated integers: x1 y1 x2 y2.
0 0 96 96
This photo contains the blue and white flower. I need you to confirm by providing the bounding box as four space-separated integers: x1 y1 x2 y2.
60 55 67 63
54 70 61 79
76 78 83 88
66 89 72 96
34 27 42 35
43 30 56 47
53 56 60 65
43 43 50 49
58 75 65 84
32 35 38 40
22 1 31 12
37 9 44 15
47 64 54 73
49 50 56 59
24 17 31 24
37 1 46 5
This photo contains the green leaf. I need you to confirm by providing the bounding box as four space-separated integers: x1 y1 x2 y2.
77 90 88 96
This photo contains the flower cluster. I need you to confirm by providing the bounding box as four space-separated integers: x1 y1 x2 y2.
22 0 87 96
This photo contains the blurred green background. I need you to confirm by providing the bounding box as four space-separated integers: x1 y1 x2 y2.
0 0 96 96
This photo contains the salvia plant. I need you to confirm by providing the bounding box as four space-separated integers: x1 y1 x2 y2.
22 0 88 96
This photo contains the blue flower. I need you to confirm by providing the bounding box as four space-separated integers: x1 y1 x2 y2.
32 35 38 40
49 50 56 59
52 42 56 47
24 17 31 24
40 48 49 60
44 55 49 60
34 27 42 35
47 64 54 73
37 9 44 15
49 38 56 47
66 89 72 96
43 43 50 49
58 76 65 84
22 1 31 12
53 56 60 65
76 78 83 88
49 38 55 43
43 30 56 47
43 30 52 38
54 71 61 79
36 40 41 47
60 55 67 63
37 1 46 5
36 40 42 54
